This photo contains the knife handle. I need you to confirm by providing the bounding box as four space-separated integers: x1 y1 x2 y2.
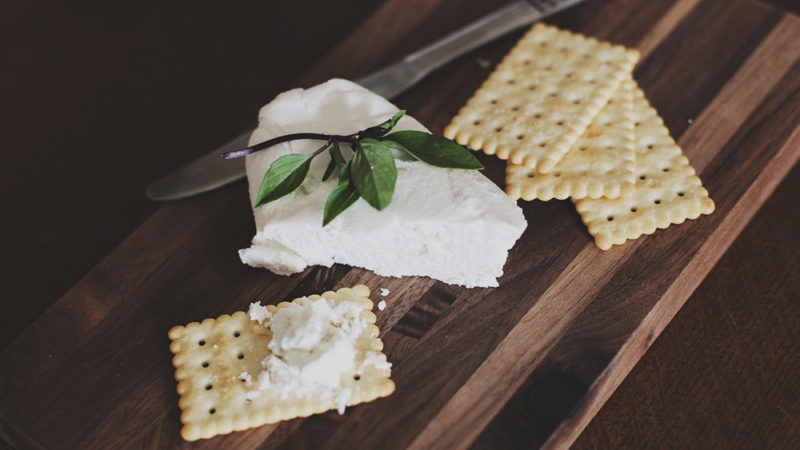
357 1 540 99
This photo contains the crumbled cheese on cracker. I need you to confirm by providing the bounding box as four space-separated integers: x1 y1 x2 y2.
248 301 271 325
249 296 385 414
238 371 253 387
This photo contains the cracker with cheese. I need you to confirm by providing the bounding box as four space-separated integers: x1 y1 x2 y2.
168 285 394 441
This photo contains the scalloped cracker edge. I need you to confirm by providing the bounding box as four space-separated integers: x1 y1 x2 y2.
573 84 715 250
444 22 639 172
506 76 636 200
168 285 394 441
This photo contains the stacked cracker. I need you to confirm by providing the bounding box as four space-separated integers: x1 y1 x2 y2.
445 23 714 250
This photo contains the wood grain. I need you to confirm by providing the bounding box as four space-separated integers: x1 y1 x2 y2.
1 0 799 449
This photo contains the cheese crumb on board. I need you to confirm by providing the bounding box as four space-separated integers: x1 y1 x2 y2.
380 288 389 297
377 300 387 311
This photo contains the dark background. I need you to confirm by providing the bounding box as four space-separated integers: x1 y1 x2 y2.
1 0 798 447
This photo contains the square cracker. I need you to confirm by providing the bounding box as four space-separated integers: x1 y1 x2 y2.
168 285 394 441
573 84 715 250
506 77 636 200
444 23 639 173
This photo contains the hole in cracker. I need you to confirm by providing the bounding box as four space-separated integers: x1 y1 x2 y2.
534 114 542 119
490 99 498 104
539 142 547 148
556 121 564 126
639 175 646 180
238 353 245 360
630 207 638 213
607 216 614 221
524 59 531 65
549 93 557 98
495 127 503 133
554 172 561 177
527 172 535 178
647 145 654 149
678 192 685 197
517 134 525 140
511 106 520 111
234 331 240 337
209 408 216 414
573 100 581 105
205 384 213 390
473 120 481 126
654 199 662 204
539 42 547 47
566 73 573 78
635 122 641 127
528 85 537 91
579 146 587 152
354 375 361 381
544 66 553 71
202 362 209 368
589 80 596 84
198 340 205 346
506 79 515 85
662 168 670 172
579 171 588 176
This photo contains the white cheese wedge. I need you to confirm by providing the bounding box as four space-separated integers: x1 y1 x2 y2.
239 79 526 287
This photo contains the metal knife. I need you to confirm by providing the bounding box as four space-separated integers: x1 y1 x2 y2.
145 0 583 201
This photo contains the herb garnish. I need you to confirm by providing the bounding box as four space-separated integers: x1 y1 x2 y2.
223 110 483 225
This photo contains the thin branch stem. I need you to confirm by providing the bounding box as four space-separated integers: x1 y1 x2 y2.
222 132 358 159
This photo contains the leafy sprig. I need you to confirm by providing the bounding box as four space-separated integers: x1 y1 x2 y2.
223 110 484 225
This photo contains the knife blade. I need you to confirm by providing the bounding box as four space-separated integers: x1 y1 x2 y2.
145 0 583 201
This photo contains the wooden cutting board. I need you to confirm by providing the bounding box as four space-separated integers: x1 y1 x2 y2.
1 0 799 448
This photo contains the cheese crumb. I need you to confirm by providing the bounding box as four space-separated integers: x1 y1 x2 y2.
377 300 386 311
380 288 389 297
248 301 271 325
239 371 253 387
248 296 386 414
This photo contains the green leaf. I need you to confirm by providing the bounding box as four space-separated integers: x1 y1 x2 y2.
382 139 420 161
384 130 484 169
322 163 361 226
254 153 313 207
350 139 397 210
329 142 346 168
322 155 336 182
376 110 406 134
322 142 347 182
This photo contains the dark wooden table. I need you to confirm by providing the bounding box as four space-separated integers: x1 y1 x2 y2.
1 0 798 448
